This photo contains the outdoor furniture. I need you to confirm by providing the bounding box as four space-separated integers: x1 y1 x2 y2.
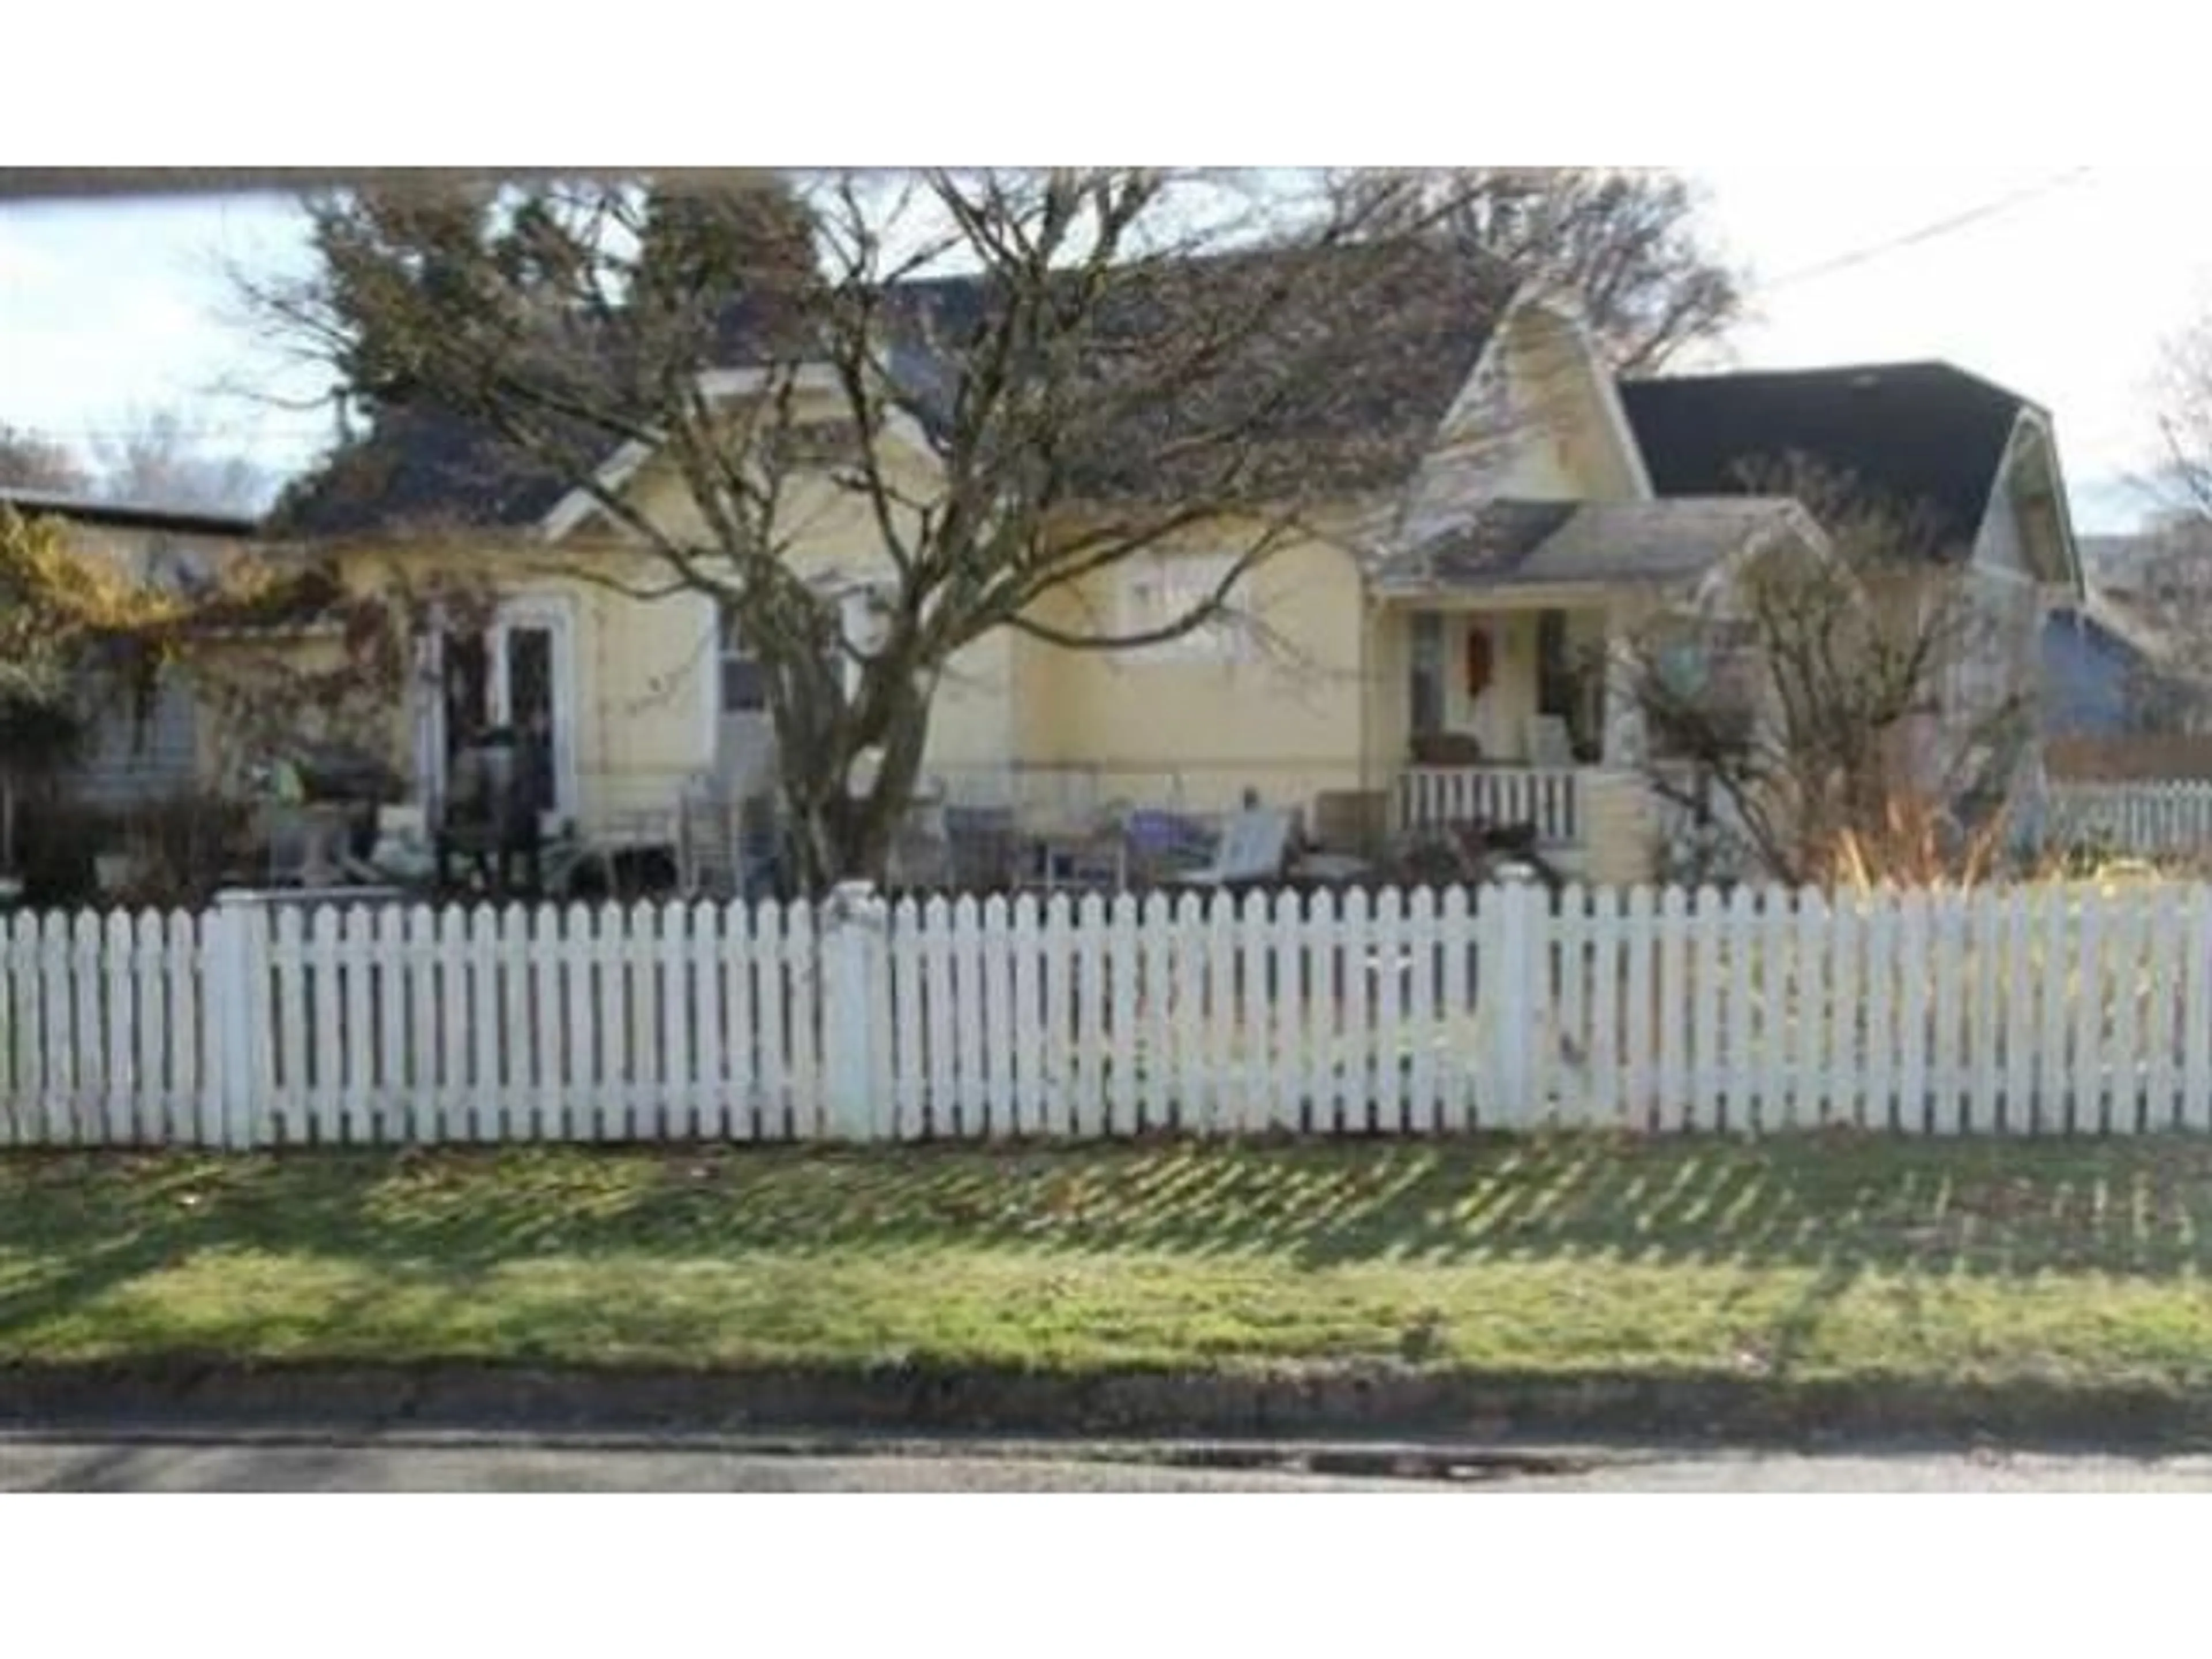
1410 731 1484 767
364 805 438 887
945 804 1021 891
676 775 745 899
264 803 357 888
1163 806 1296 891
1024 827 1128 893
434 729 547 899
1123 808 1216 885
1020 803 1130 893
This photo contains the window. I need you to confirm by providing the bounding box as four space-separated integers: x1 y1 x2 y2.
718 587 889 713
1118 552 1249 663
718 602 766 714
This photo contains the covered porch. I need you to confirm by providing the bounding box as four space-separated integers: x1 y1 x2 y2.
1381 592 1650 880
1370 497 1813 879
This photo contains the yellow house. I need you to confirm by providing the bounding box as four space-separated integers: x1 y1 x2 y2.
260 286 2083 887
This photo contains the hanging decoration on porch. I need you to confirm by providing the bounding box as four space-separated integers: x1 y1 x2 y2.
1464 622 1494 699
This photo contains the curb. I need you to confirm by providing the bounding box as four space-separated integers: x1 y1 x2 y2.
3 1361 2210 1452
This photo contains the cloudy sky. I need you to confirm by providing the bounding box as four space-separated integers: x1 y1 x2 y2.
2 168 2206 528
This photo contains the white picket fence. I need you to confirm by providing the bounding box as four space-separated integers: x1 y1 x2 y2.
6 879 2212 1148
2046 781 2212 858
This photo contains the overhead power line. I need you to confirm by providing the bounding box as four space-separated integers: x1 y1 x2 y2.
1758 168 2096 294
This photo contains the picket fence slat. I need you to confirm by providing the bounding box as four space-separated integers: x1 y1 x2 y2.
13 878 2212 1149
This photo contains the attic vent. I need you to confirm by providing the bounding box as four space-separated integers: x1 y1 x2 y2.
1850 372 1883 390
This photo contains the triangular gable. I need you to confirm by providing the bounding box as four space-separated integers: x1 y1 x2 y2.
537 364 943 546
1395 290 1653 546
1971 408 2083 593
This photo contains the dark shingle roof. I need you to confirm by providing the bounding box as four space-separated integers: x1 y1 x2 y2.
0 487 259 539
1616 361 2031 552
275 243 1512 541
268 405 573 540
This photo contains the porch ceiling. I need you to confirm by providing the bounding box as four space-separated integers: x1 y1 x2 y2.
1374 495 1807 597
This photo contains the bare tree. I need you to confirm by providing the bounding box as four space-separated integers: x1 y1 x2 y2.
90 406 270 514
0 423 91 495
1328 169 1741 373
238 169 1547 892
2075 513 2212 733
1616 459 2032 886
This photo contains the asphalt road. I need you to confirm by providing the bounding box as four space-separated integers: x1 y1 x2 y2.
0 1437 1417 1492
9 1436 2212 1491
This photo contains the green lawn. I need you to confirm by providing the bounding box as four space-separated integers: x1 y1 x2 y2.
7 1133 2212 1391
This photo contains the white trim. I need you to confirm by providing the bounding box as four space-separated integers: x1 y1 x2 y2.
696 588 726 768
695 363 840 400
539 437 656 543
1435 289 1657 501
1971 409 2082 594
1510 285 1657 502
1425 286 1521 468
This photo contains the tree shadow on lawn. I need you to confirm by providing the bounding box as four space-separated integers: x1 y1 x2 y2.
6 1130 2212 1287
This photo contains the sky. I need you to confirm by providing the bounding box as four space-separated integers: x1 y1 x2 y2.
3 168 2209 529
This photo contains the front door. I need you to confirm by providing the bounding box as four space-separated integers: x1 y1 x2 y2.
420 600 578 829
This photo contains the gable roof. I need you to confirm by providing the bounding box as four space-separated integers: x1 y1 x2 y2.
272 243 1516 542
1615 361 2032 552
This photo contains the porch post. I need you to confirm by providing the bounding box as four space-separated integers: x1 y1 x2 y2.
410 626 444 823
1600 653 1647 769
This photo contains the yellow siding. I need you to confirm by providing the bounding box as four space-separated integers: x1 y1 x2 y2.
1581 770 1656 885
297 542 721 833
628 424 1016 791
1012 525 1373 817
1402 301 1650 538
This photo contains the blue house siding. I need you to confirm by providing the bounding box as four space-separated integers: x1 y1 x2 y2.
2041 609 2140 737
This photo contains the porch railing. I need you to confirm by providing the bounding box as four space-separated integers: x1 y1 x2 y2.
1395 766 1583 845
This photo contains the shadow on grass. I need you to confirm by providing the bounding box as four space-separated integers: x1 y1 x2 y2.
7 1131 2212 1296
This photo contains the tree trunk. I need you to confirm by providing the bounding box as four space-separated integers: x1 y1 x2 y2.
772 679 935 898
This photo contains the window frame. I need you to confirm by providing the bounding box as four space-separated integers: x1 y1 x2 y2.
717 601 768 716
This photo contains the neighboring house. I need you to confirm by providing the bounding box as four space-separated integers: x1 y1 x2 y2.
2043 598 2156 737
0 486 260 810
2079 531 2156 595
260 272 2085 886
2039 589 2212 785
1618 362 2080 810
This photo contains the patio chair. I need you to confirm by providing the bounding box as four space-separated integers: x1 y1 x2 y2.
945 804 1021 891
264 803 353 888
1124 808 1216 885
1164 805 1296 892
676 775 744 900
1021 809 1130 893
